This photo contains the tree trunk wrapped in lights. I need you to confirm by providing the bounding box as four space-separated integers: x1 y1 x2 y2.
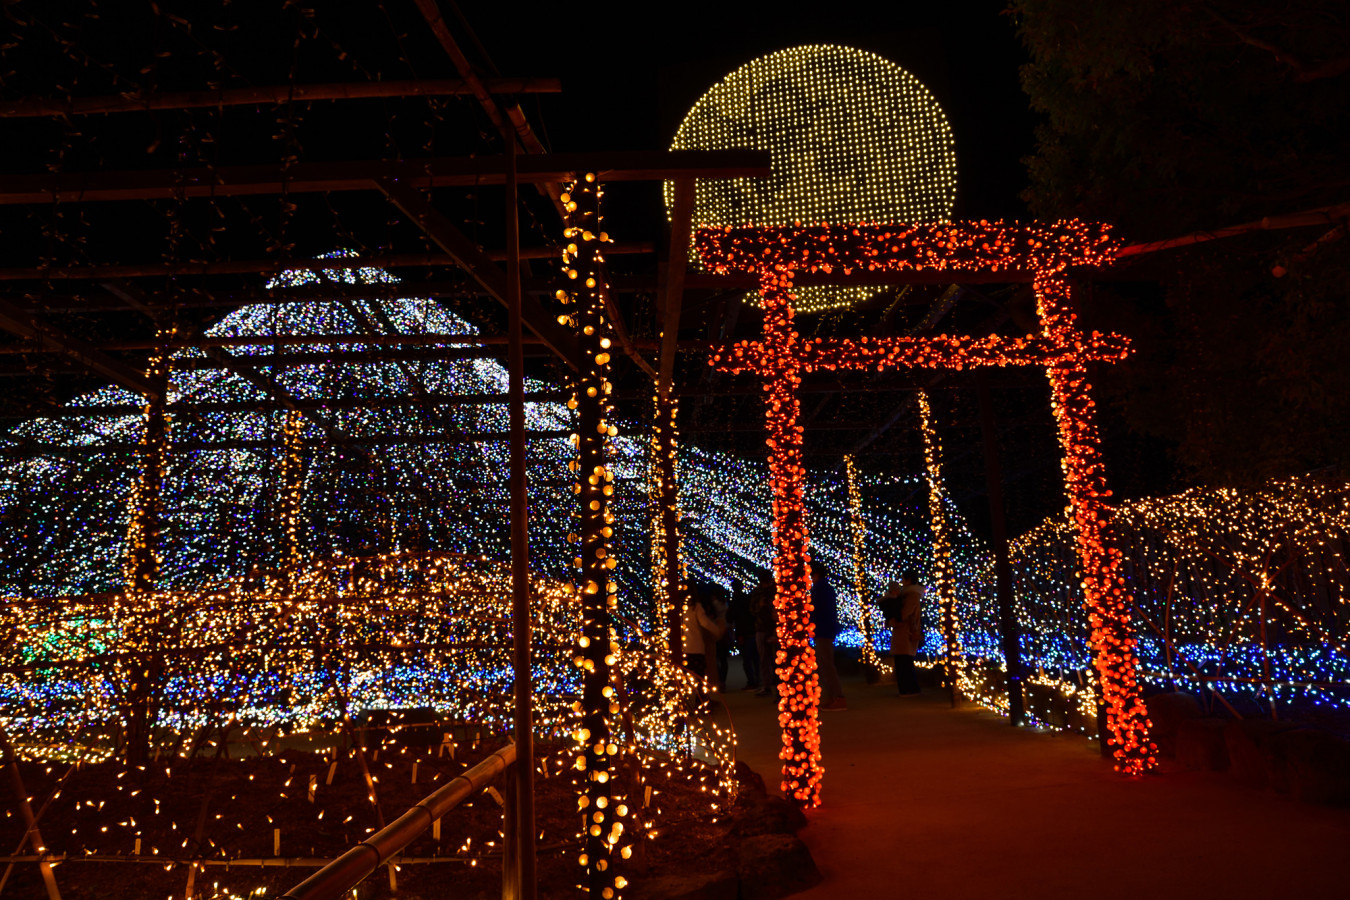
844 454 885 675
702 220 1156 777
649 393 686 661
119 328 174 767
560 175 633 899
916 390 963 698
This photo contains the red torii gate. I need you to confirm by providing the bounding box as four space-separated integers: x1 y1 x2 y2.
697 220 1157 806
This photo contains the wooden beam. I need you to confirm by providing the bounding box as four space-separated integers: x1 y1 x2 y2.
376 177 577 366
166 346 562 371
599 281 656 380
4 333 523 353
0 151 770 205
0 295 154 395
0 333 544 353
0 245 652 282
0 78 562 118
2 431 570 456
1117 200 1350 258
658 179 694 400
413 0 516 143
6 391 568 419
612 269 1035 291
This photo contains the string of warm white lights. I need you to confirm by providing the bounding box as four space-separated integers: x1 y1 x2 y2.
843 455 887 675
280 409 305 574
916 391 964 695
558 175 633 899
1008 473 1350 716
647 394 685 659
0 548 737 897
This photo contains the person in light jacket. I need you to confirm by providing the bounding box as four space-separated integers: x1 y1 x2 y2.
682 585 726 690
887 570 924 696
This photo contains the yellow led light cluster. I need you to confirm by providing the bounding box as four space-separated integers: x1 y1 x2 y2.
0 547 740 894
558 174 633 900
647 394 686 658
843 454 888 674
667 43 958 313
1008 473 1350 714
280 409 305 573
916 391 964 694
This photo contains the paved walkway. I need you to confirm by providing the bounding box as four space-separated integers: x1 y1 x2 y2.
719 669 1350 898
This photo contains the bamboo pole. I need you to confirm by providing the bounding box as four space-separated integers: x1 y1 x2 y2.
504 134 537 900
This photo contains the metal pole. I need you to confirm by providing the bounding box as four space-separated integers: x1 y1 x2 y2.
505 138 537 900
975 374 1024 725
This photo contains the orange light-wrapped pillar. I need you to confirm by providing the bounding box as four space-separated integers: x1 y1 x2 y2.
1036 272 1155 775
757 266 825 807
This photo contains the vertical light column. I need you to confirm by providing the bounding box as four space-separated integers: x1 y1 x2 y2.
561 175 633 898
123 331 174 594
120 326 174 767
758 267 824 808
1035 272 1155 774
916 389 962 702
843 455 882 673
280 409 305 574
649 393 685 661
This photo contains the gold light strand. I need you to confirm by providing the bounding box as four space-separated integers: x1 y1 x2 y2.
916 390 963 697
559 174 632 899
122 328 176 595
648 393 685 658
117 326 175 766
280 410 305 573
843 455 886 674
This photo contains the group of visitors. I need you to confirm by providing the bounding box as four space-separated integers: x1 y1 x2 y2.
681 559 927 706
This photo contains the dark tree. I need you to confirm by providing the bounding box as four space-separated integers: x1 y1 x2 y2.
1013 0 1350 485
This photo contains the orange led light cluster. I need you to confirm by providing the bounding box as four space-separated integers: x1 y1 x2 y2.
699 219 1156 782
695 220 1118 277
755 266 825 807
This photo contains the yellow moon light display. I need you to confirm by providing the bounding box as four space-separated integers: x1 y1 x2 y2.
668 44 958 312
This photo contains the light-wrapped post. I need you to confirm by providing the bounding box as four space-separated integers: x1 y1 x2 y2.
843 454 880 675
651 394 684 660
1035 273 1155 774
561 175 633 898
759 267 824 808
503 138 537 900
916 390 962 705
281 410 305 573
121 329 173 767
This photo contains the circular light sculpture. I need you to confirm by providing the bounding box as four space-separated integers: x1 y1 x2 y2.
668 44 957 313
